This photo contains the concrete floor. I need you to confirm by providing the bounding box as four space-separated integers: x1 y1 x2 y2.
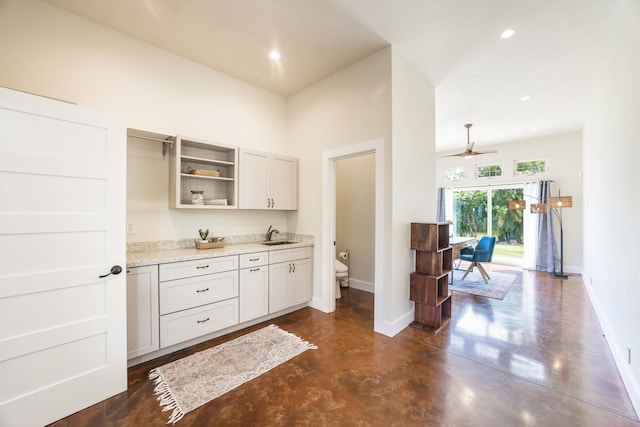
51 266 639 426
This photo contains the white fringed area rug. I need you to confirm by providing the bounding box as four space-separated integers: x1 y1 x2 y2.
149 324 317 424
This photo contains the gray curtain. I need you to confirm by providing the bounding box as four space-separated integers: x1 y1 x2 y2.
436 187 446 222
535 180 558 273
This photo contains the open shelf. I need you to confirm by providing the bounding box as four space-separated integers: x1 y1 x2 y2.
411 222 450 252
170 136 238 209
181 155 235 167
410 222 453 332
179 173 234 182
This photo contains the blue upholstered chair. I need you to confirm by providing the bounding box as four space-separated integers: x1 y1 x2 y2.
460 236 496 284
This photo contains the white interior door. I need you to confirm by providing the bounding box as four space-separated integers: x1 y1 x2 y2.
0 87 127 426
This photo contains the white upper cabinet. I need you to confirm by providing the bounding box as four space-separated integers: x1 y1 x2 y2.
169 136 238 209
239 149 298 210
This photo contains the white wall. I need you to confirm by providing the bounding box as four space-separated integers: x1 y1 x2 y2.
583 0 640 414
389 49 437 325
288 47 435 335
336 154 375 289
436 132 584 272
0 0 290 242
287 46 392 316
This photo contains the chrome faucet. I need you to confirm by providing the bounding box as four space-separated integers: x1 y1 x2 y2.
266 225 280 241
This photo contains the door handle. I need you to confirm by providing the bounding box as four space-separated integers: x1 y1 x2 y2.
99 265 123 278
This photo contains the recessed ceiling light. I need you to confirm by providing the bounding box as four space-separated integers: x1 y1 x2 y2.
530 127 538 131
269 51 281 61
521 95 531 101
500 29 515 39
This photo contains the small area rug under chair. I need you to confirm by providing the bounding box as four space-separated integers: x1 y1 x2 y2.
450 269 518 300
149 324 317 424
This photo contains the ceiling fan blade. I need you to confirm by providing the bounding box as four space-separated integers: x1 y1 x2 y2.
439 151 470 158
439 123 498 158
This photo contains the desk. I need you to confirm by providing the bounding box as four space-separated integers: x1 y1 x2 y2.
450 237 475 264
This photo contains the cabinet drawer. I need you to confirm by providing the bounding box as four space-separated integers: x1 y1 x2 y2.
159 255 238 282
269 246 311 264
160 298 239 348
159 270 238 315
239 251 268 269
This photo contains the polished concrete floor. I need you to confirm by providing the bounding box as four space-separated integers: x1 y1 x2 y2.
51 266 639 426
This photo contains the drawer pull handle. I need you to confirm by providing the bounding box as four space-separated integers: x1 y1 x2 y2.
196 288 210 293
250 258 259 261
196 265 210 269
250 268 260 272
293 263 296 273
197 317 210 324
289 263 292 273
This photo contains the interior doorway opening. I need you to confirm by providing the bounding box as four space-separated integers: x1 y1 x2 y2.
321 138 384 333
335 153 375 295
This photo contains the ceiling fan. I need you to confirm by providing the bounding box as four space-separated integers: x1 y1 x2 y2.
441 123 497 159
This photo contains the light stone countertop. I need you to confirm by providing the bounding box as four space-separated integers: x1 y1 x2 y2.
126 236 314 268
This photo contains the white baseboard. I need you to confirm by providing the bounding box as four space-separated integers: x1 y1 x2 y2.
308 296 331 313
346 278 374 293
374 307 414 338
582 273 640 418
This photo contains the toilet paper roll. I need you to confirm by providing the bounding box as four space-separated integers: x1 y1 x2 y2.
339 252 348 261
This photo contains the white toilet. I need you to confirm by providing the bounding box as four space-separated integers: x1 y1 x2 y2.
335 258 349 298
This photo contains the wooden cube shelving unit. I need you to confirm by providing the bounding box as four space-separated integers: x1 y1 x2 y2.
410 222 452 332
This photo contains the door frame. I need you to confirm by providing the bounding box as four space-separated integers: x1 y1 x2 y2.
321 138 385 331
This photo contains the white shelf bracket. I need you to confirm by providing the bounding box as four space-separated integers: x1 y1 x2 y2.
162 137 176 158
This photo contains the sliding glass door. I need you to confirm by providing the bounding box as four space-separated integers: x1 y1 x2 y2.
452 186 524 264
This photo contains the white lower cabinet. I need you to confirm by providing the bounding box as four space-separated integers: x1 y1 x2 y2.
269 247 312 313
128 245 312 359
158 255 239 348
239 252 269 322
126 265 160 359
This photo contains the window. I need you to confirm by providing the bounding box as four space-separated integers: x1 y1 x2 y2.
452 187 524 263
515 160 546 175
443 167 466 181
476 164 502 179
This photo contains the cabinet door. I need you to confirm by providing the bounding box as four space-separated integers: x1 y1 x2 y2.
269 262 291 313
126 266 160 360
239 149 269 209
239 266 269 322
270 155 298 210
291 258 312 306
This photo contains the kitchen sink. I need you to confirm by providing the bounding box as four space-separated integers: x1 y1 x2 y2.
260 240 298 246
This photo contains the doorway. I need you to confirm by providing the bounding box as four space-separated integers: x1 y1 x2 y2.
335 153 375 294
321 138 385 332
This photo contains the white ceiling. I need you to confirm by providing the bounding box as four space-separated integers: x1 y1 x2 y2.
47 0 622 152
